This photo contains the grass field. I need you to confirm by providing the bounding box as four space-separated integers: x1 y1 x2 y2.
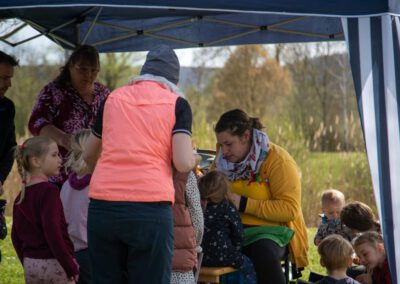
0 217 325 283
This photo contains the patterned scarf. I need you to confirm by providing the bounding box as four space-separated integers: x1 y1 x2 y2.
216 129 269 181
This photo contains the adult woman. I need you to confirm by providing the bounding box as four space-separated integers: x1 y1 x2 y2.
83 45 199 284
28 45 109 187
213 109 308 284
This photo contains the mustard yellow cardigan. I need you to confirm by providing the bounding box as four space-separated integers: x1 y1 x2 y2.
213 143 309 268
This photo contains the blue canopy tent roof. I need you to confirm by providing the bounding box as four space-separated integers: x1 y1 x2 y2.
0 5 347 52
1 0 398 51
0 1 399 282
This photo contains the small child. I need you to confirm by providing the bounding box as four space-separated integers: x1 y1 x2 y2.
199 170 256 284
60 129 92 284
315 189 352 246
11 136 79 283
353 231 391 284
316 234 361 284
340 202 381 235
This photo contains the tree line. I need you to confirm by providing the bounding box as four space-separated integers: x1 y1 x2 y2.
7 42 364 154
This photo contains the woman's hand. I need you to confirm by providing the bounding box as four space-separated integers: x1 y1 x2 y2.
193 153 202 166
59 133 73 150
227 191 241 209
39 124 72 150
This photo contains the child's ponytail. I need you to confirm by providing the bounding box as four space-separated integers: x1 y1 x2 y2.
64 129 91 176
14 144 28 204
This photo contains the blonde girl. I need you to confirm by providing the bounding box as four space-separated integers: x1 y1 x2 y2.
353 231 391 284
61 129 92 284
11 136 79 284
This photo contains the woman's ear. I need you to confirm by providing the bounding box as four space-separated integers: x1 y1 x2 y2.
242 129 251 143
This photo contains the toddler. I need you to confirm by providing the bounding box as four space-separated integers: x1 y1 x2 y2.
61 129 92 284
315 189 352 245
316 234 361 284
11 136 79 283
199 170 256 284
353 231 391 284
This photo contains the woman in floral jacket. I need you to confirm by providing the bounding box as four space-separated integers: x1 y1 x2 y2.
28 45 109 187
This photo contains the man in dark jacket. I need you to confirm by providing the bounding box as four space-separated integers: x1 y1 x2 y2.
0 51 17 262
0 51 18 195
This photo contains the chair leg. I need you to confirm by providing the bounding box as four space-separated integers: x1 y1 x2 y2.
284 259 290 284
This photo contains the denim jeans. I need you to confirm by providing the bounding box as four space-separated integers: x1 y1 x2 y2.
88 199 173 284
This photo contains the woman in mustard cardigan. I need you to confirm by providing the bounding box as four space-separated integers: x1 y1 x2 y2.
213 109 308 284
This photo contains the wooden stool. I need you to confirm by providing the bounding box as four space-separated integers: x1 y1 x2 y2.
198 266 238 283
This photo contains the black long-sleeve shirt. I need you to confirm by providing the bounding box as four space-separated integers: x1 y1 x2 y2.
0 96 16 183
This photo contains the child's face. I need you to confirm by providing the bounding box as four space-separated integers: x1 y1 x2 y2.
39 142 62 177
322 201 343 220
355 242 384 270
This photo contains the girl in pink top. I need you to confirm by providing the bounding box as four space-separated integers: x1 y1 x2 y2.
12 136 79 284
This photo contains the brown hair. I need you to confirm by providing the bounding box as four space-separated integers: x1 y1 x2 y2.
198 170 230 203
340 201 380 232
214 109 263 137
318 234 354 272
321 189 345 208
55 45 99 88
14 136 55 204
353 231 384 250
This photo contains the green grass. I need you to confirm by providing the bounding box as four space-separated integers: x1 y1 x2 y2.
298 152 375 226
1 218 24 284
301 228 325 280
0 218 325 282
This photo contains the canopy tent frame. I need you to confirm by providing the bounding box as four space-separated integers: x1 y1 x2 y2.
0 8 344 50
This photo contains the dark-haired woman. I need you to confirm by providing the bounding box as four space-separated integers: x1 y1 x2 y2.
28 45 109 187
213 109 308 284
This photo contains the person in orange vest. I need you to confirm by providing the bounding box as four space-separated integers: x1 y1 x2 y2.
83 45 200 284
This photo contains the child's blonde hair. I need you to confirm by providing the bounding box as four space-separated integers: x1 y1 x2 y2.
353 231 384 249
198 170 229 203
14 136 55 204
64 129 91 176
318 234 354 272
321 189 345 207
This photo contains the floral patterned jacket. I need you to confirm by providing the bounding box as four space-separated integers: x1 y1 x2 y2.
28 81 109 185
